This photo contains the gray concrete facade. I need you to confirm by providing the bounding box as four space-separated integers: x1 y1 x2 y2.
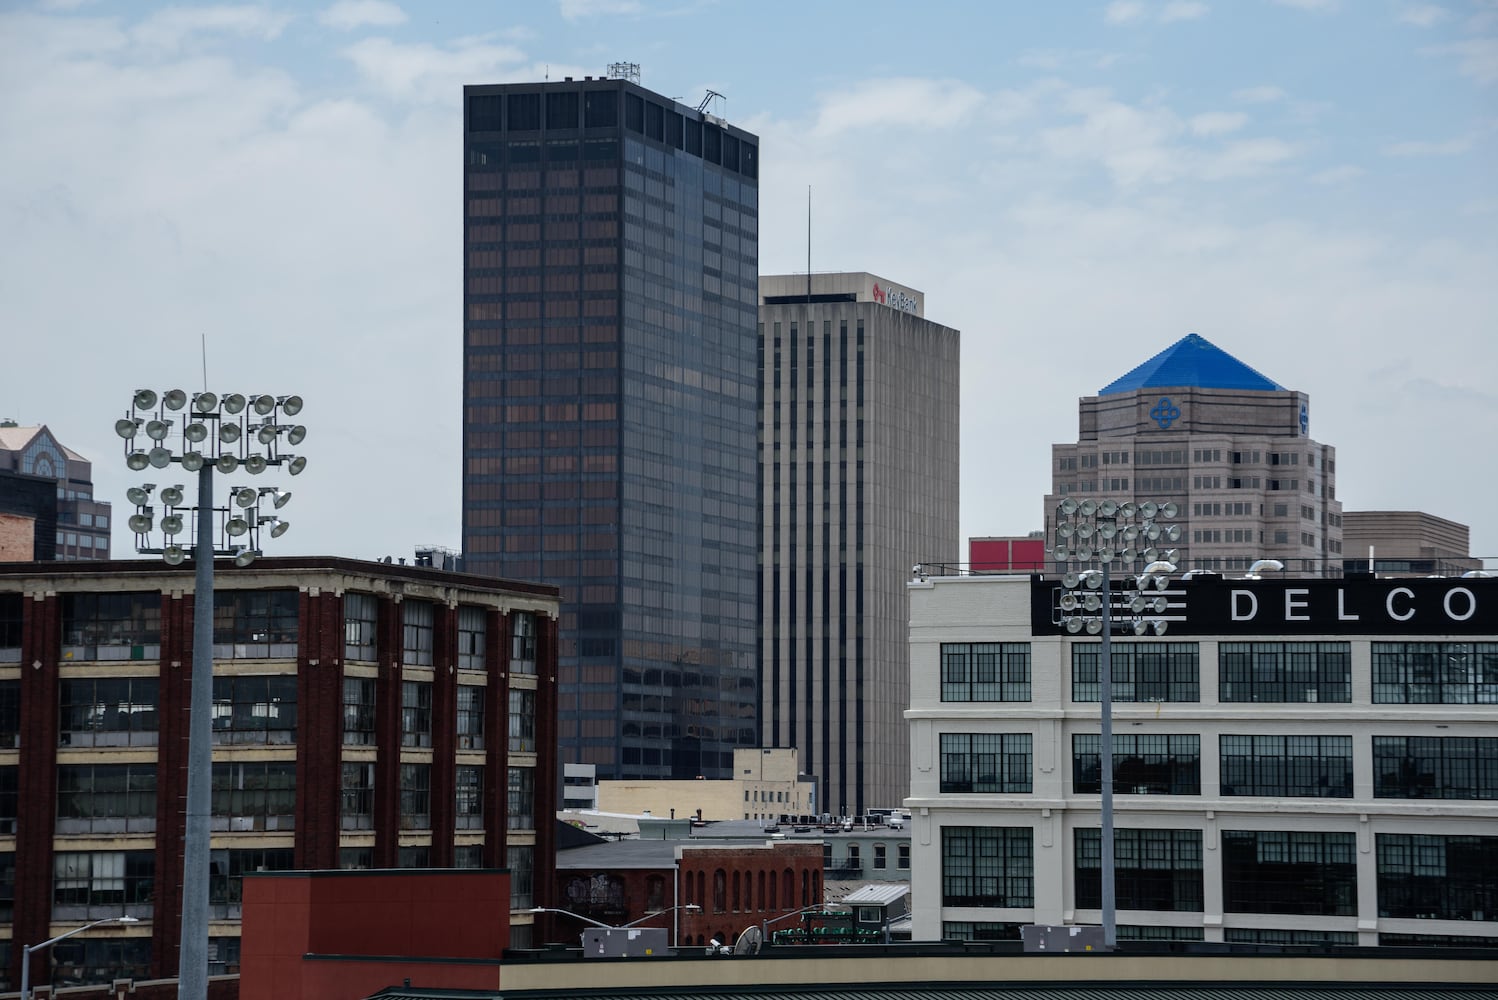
758 272 959 819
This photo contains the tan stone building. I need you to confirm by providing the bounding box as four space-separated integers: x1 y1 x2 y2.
596 748 815 821
1046 333 1342 576
1342 510 1479 576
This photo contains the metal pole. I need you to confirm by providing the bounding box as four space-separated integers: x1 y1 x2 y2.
1099 560 1115 950
19 940 30 1000
180 462 214 999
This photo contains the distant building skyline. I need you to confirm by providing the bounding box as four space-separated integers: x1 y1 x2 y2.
0 423 110 562
460 76 762 781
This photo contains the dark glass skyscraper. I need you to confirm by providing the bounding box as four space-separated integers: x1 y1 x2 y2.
461 78 760 780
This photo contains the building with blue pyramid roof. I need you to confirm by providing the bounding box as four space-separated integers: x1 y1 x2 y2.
1045 333 1344 576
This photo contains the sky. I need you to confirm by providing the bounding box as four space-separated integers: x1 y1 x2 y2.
2 0 1495 564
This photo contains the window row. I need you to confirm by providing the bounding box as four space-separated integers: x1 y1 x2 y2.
932 734 1497 800
936 641 1498 706
939 828 1498 921
0 590 538 672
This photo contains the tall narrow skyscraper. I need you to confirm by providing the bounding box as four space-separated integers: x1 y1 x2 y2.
758 273 960 817
462 77 761 780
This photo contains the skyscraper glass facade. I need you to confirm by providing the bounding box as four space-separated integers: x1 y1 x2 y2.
462 79 760 779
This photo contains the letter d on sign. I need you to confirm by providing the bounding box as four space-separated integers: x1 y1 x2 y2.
1231 590 1258 621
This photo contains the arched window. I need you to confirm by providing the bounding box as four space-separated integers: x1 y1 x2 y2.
713 869 727 913
696 870 705 907
732 870 741 911
813 870 822 902
757 870 766 911
801 868 810 908
769 869 778 910
646 874 665 910
783 868 794 908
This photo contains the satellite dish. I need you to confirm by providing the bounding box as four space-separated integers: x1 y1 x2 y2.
733 925 763 956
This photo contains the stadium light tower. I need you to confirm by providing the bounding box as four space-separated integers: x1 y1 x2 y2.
115 389 305 999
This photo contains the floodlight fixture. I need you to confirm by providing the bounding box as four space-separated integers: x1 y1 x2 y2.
163 389 187 410
133 389 158 410
280 395 303 416
116 418 140 440
126 486 153 506
160 485 186 506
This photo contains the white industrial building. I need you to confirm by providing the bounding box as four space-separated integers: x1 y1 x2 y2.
906 570 1497 947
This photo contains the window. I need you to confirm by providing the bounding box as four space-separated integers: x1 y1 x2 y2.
511 611 537 673
1222 831 1356 915
342 677 375 746
210 848 293 918
457 764 484 830
1373 642 1498 704
53 850 155 920
898 843 910 869
1075 828 1203 911
57 764 156 833
401 680 433 747
1073 734 1200 795
341 763 374 830
399 845 431 869
874 844 887 870
0 593 22 662
458 606 486 670
1071 643 1199 702
0 767 15 836
1377 834 1498 921
344 593 377 661
509 687 536 752
0 680 15 748
61 592 161 660
940 643 1031 701
457 685 486 750
454 845 485 869
939 733 1032 793
1373 736 1498 799
400 763 431 830
942 922 1023 941
0 850 13 921
1220 735 1353 797
59 676 159 746
508 766 535 830
213 590 298 658
403 601 435 665
1219 642 1351 703
509 845 534 909
212 761 295 832
941 827 1032 907
1225 928 1357 946
212 674 297 744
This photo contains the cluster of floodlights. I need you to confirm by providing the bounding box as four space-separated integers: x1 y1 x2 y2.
115 389 306 473
1051 498 1184 636
115 389 305 568
125 482 291 567
1052 497 1183 564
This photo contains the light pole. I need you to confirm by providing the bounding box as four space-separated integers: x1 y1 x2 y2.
1051 497 1179 950
115 389 306 1000
21 915 140 1000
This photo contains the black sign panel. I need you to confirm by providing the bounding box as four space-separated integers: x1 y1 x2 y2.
1031 576 1497 637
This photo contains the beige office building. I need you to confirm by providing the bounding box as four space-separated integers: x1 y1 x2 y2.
1046 334 1343 576
595 747 816 822
759 273 960 819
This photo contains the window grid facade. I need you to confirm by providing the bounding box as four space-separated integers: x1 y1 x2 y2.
1071 642 1199 702
1072 733 1201 795
1373 736 1498 799
1221 830 1357 916
1075 828 1204 912
1372 642 1498 704
1220 734 1353 798
941 827 1033 908
940 643 1030 702
1218 642 1351 703
938 733 1032 794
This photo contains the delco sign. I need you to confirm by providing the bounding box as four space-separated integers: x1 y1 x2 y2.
871 282 918 315
1029 576 1496 636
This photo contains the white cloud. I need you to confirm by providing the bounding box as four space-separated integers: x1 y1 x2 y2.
1399 4 1449 27
1200 137 1296 177
1105 1 1146 23
1233 84 1287 103
1311 164 1364 184
1382 135 1474 156
339 36 540 103
1425 37 1498 85
1160 2 1209 22
809 78 984 137
132 5 292 50
558 0 642 20
1189 110 1247 135
1271 0 1337 10
318 0 407 31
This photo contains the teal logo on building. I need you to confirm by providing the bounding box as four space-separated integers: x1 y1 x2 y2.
1300 404 1309 436
1150 397 1181 430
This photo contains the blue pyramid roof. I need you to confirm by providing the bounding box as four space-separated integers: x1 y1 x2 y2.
1099 333 1284 396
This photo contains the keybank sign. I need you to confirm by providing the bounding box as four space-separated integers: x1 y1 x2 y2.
871 282 918 315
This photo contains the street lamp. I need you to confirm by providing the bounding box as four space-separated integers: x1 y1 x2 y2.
1050 497 1180 950
115 388 305 1000
21 915 140 1000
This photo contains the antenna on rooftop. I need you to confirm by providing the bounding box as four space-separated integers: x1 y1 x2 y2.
607 61 640 84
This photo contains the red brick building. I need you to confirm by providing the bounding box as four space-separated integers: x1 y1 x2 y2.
552 836 823 948
0 556 559 993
